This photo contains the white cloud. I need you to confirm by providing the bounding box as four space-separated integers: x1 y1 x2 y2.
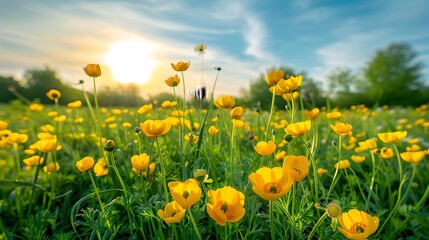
294 0 311 9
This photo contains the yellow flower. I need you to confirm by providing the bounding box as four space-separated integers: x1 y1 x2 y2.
377 131 407 144
35 139 61 152
137 103 153 114
67 100 82 109
330 122 352 136
406 144 421 152
317 168 327 176
281 91 300 101
23 156 44 166
44 162 60 174
206 186 246 226
171 61 190 72
84 64 101 77
0 121 7 130
140 119 171 138
326 111 342 120
379 147 393 158
338 209 379 240
351 155 365 163
158 200 186 224
230 106 244 119
285 120 311 137
214 96 235 109
131 153 150 174
248 165 294 201
266 69 284 86
304 108 320 120
7 132 28 144
46 89 61 101
335 160 350 169
94 158 108 177
165 75 180 87
358 139 377 150
184 133 199 144
277 75 302 93
400 151 425 164
76 156 95 173
208 125 219 135
168 179 202 209
255 140 276 156
161 100 177 108
275 151 286 162
28 103 44 112
194 43 206 55
283 155 309 182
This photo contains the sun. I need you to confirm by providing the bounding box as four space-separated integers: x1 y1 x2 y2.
104 40 156 84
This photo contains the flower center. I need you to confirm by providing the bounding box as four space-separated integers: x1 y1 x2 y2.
171 211 176 217
293 168 302 175
182 191 189 199
350 222 366 234
264 182 281 194
221 204 229 213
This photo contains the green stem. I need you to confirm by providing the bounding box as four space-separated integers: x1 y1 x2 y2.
291 183 296 240
172 87 186 181
416 177 429 210
365 151 377 211
156 137 169 202
109 151 127 195
27 153 44 218
270 200 275 240
302 137 318 203
88 171 105 213
326 135 342 201
307 212 328 240
392 144 402 184
230 119 236 184
188 208 202 240
265 85 276 140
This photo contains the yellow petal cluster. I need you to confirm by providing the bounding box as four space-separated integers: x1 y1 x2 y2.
377 131 407 144
254 140 276 156
76 156 95 172
206 186 246 226
248 165 293 201
338 209 379 240
140 119 171 138
168 179 202 209
285 121 311 137
158 201 186 224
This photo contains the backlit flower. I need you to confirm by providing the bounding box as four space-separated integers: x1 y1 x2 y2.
46 89 61 101
285 120 311 137
165 75 180 87
277 75 302 93
131 153 150 174
84 64 101 77
168 179 202 209
23 156 44 166
255 140 276 156
44 162 60 174
283 155 309 182
67 100 82 109
335 160 350 170
400 151 425 164
330 122 352 136
206 186 246 226
230 106 244 119
194 43 206 55
377 131 407 144
76 156 95 172
158 201 186 224
266 69 284 86
171 61 190 72
304 108 320 120
137 104 153 114
326 111 342 120
140 119 171 138
248 165 294 201
28 103 44 112
214 96 235 109
338 209 379 240
94 158 108 176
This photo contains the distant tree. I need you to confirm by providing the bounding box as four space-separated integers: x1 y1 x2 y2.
0 75 24 103
363 43 424 106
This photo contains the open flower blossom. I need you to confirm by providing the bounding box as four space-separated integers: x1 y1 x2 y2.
285 120 311 138
380 147 394 158
168 178 202 209
35 139 61 152
377 131 407 144
326 111 342 120
283 155 309 182
255 140 276 156
248 165 294 201
358 139 377 151
46 89 62 101
44 162 60 174
94 158 108 177
23 156 44 166
28 103 44 112
171 61 190 71
277 75 302 93
165 75 180 87
331 122 353 136
67 100 82 109
338 209 379 240
140 119 171 138
76 156 95 173
158 200 186 224
184 133 199 144
230 106 244 119
7 132 28 144
137 104 153 114
335 159 350 169
304 108 320 120
214 96 235 109
266 69 284 86
400 151 425 163
351 155 366 163
84 64 101 77
208 125 220 135
131 153 150 174
206 186 246 226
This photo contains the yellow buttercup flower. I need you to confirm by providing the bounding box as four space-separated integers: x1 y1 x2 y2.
84 64 101 77
140 119 171 138
44 162 60 174
214 96 235 109
277 75 302 93
76 156 95 173
158 200 186 224
0 121 8 130
335 159 350 169
358 139 377 150
317 168 327 176
326 110 342 120
168 179 202 209
165 75 180 87
377 131 407 144
380 147 394 158
230 106 244 119
208 125 219 135
266 69 284 86
351 155 365 163
338 209 379 240
28 103 44 112
206 186 246 226
281 91 300 101
406 144 421 152
137 103 153 114
330 122 352 136
131 153 150 174
275 150 286 162
23 156 44 166
304 108 320 120
194 43 206 55
67 100 82 109
184 133 199 144
285 120 311 137
171 61 190 72
400 151 425 163
35 139 61 152
94 158 108 177
255 140 276 156
7 132 28 144
46 89 61 101
248 165 294 201
283 155 309 182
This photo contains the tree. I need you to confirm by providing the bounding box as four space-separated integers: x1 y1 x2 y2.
363 43 424 106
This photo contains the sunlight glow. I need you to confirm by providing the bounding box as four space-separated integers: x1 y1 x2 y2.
104 40 156 84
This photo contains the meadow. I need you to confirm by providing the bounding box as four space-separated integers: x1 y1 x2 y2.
0 63 428 240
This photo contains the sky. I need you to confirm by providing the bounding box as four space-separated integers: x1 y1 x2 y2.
1 0 428 99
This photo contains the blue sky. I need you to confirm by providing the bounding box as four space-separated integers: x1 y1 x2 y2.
0 0 428 98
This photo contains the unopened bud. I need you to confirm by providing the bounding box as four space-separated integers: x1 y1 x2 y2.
193 169 207 182
326 203 342 218
134 127 141 133
332 140 337 147
284 134 293 143
104 139 116 152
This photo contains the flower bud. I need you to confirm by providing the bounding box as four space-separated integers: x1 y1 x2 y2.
134 127 141 133
104 139 116 152
284 134 293 143
307 141 312 148
326 203 342 218
193 169 207 182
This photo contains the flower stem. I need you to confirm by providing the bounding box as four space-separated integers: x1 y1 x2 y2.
27 153 44 218
270 200 275 240
365 151 377 211
326 135 342 201
109 151 127 195
265 85 276 141
307 212 328 240
188 209 202 240
88 171 105 213
155 137 169 202
392 143 402 184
